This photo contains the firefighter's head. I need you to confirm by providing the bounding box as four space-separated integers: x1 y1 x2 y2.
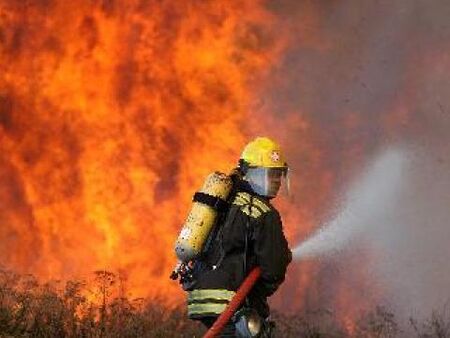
239 137 289 198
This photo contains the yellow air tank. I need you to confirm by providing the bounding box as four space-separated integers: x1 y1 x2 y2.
175 172 233 263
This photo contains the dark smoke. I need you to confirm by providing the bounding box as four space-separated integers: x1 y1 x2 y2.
258 0 450 319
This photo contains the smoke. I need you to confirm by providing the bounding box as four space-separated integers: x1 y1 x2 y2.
291 144 450 318
260 0 450 319
292 147 407 260
365 144 450 317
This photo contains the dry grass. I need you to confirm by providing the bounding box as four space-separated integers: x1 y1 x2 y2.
0 267 448 337
0 268 205 337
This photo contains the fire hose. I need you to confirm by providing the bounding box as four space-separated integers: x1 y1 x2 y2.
203 267 262 338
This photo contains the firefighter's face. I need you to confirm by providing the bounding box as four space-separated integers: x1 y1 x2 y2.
245 167 288 198
266 168 284 197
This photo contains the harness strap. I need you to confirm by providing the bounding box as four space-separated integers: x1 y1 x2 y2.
193 192 228 212
242 196 255 307
214 206 240 270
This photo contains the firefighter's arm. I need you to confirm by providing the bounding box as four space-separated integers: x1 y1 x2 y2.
253 209 292 296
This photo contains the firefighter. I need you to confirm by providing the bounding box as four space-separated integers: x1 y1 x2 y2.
186 137 292 337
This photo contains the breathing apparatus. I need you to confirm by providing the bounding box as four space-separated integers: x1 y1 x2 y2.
171 171 234 283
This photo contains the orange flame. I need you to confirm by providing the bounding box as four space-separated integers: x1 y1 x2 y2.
0 1 286 302
1 1 424 331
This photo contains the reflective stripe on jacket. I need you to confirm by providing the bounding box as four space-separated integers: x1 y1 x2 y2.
187 289 236 318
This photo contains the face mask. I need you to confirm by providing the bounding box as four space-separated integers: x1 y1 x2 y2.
244 167 289 198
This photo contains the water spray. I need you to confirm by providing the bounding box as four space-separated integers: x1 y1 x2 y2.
293 147 407 261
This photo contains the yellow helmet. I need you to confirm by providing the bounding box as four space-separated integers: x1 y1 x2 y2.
239 137 289 198
240 137 287 169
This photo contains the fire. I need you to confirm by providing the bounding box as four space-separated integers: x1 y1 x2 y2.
0 1 285 302
1 0 424 333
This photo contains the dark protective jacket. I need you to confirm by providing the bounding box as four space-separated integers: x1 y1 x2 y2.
187 180 292 320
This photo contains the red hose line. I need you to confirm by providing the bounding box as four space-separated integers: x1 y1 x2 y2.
203 267 262 338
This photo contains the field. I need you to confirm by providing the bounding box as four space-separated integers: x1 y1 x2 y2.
0 268 449 338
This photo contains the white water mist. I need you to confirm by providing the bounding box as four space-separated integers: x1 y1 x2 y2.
293 147 407 260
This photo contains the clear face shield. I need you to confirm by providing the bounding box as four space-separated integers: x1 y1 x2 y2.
244 166 290 198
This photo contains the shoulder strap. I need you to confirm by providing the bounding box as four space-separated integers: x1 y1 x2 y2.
193 192 229 212
212 206 240 270
243 195 255 276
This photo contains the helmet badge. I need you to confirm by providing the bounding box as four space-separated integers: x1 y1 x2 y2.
270 151 280 162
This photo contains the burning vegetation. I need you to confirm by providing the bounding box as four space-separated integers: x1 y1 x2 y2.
1 0 450 336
